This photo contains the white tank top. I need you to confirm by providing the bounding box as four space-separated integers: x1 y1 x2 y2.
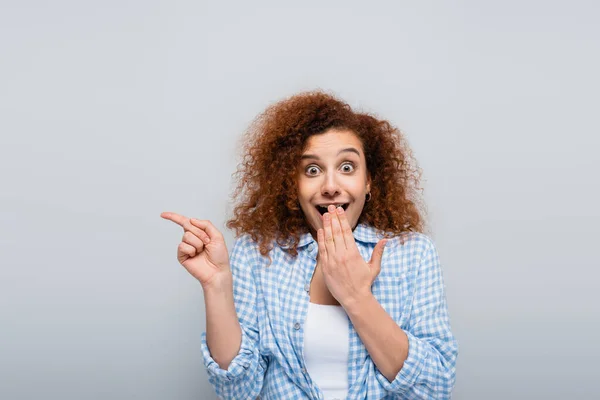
303 302 349 400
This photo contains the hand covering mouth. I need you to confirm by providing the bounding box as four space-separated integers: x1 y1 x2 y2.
315 203 349 215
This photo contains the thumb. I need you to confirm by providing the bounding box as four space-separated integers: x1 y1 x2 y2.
369 239 388 278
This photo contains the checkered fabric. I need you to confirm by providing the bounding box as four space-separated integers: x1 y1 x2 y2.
200 223 458 399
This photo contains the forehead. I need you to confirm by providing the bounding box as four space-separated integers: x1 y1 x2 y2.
303 129 364 155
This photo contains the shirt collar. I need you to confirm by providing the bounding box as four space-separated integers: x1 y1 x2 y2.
290 222 388 249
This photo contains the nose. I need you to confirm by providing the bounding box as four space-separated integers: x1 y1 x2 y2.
321 171 341 197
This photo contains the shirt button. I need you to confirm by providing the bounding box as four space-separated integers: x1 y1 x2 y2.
293 322 301 330
301 368 307 374
304 283 310 292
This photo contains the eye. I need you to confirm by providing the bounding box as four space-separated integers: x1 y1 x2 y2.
341 162 355 173
305 165 320 176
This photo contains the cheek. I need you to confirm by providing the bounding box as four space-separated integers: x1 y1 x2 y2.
296 189 315 214
297 191 312 207
350 196 367 217
297 179 319 199
349 183 367 201
296 181 309 200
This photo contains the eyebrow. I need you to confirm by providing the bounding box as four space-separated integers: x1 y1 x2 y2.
300 147 361 161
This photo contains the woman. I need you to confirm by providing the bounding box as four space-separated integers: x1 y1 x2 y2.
161 91 458 399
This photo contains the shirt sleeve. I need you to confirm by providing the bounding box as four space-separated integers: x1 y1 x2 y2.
375 238 459 399
199 235 268 399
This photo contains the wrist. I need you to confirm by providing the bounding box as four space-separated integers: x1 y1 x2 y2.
341 290 374 314
201 270 233 293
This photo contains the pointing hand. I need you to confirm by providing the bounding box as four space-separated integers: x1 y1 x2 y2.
160 212 231 288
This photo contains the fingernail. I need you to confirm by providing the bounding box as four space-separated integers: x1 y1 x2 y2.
324 213 330 221
336 206 344 214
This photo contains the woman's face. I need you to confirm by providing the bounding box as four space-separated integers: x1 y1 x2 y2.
297 128 371 238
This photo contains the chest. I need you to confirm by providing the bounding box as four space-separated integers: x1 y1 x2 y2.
308 262 340 306
254 248 413 342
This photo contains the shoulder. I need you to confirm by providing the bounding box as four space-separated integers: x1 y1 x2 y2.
379 230 439 276
230 233 262 261
230 233 285 269
387 231 436 256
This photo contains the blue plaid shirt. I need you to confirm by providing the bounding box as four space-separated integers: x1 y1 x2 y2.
200 223 458 399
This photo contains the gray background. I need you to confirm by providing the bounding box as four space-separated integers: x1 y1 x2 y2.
1 1 598 399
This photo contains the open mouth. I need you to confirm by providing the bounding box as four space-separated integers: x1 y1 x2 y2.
315 203 349 215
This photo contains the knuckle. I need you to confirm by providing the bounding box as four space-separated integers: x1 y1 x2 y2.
188 225 202 236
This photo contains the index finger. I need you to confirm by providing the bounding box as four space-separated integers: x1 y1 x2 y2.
189 219 224 242
160 211 188 227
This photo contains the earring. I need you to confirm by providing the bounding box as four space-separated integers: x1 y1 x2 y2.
365 192 371 202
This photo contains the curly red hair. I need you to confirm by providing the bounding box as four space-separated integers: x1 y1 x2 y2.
226 90 428 259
